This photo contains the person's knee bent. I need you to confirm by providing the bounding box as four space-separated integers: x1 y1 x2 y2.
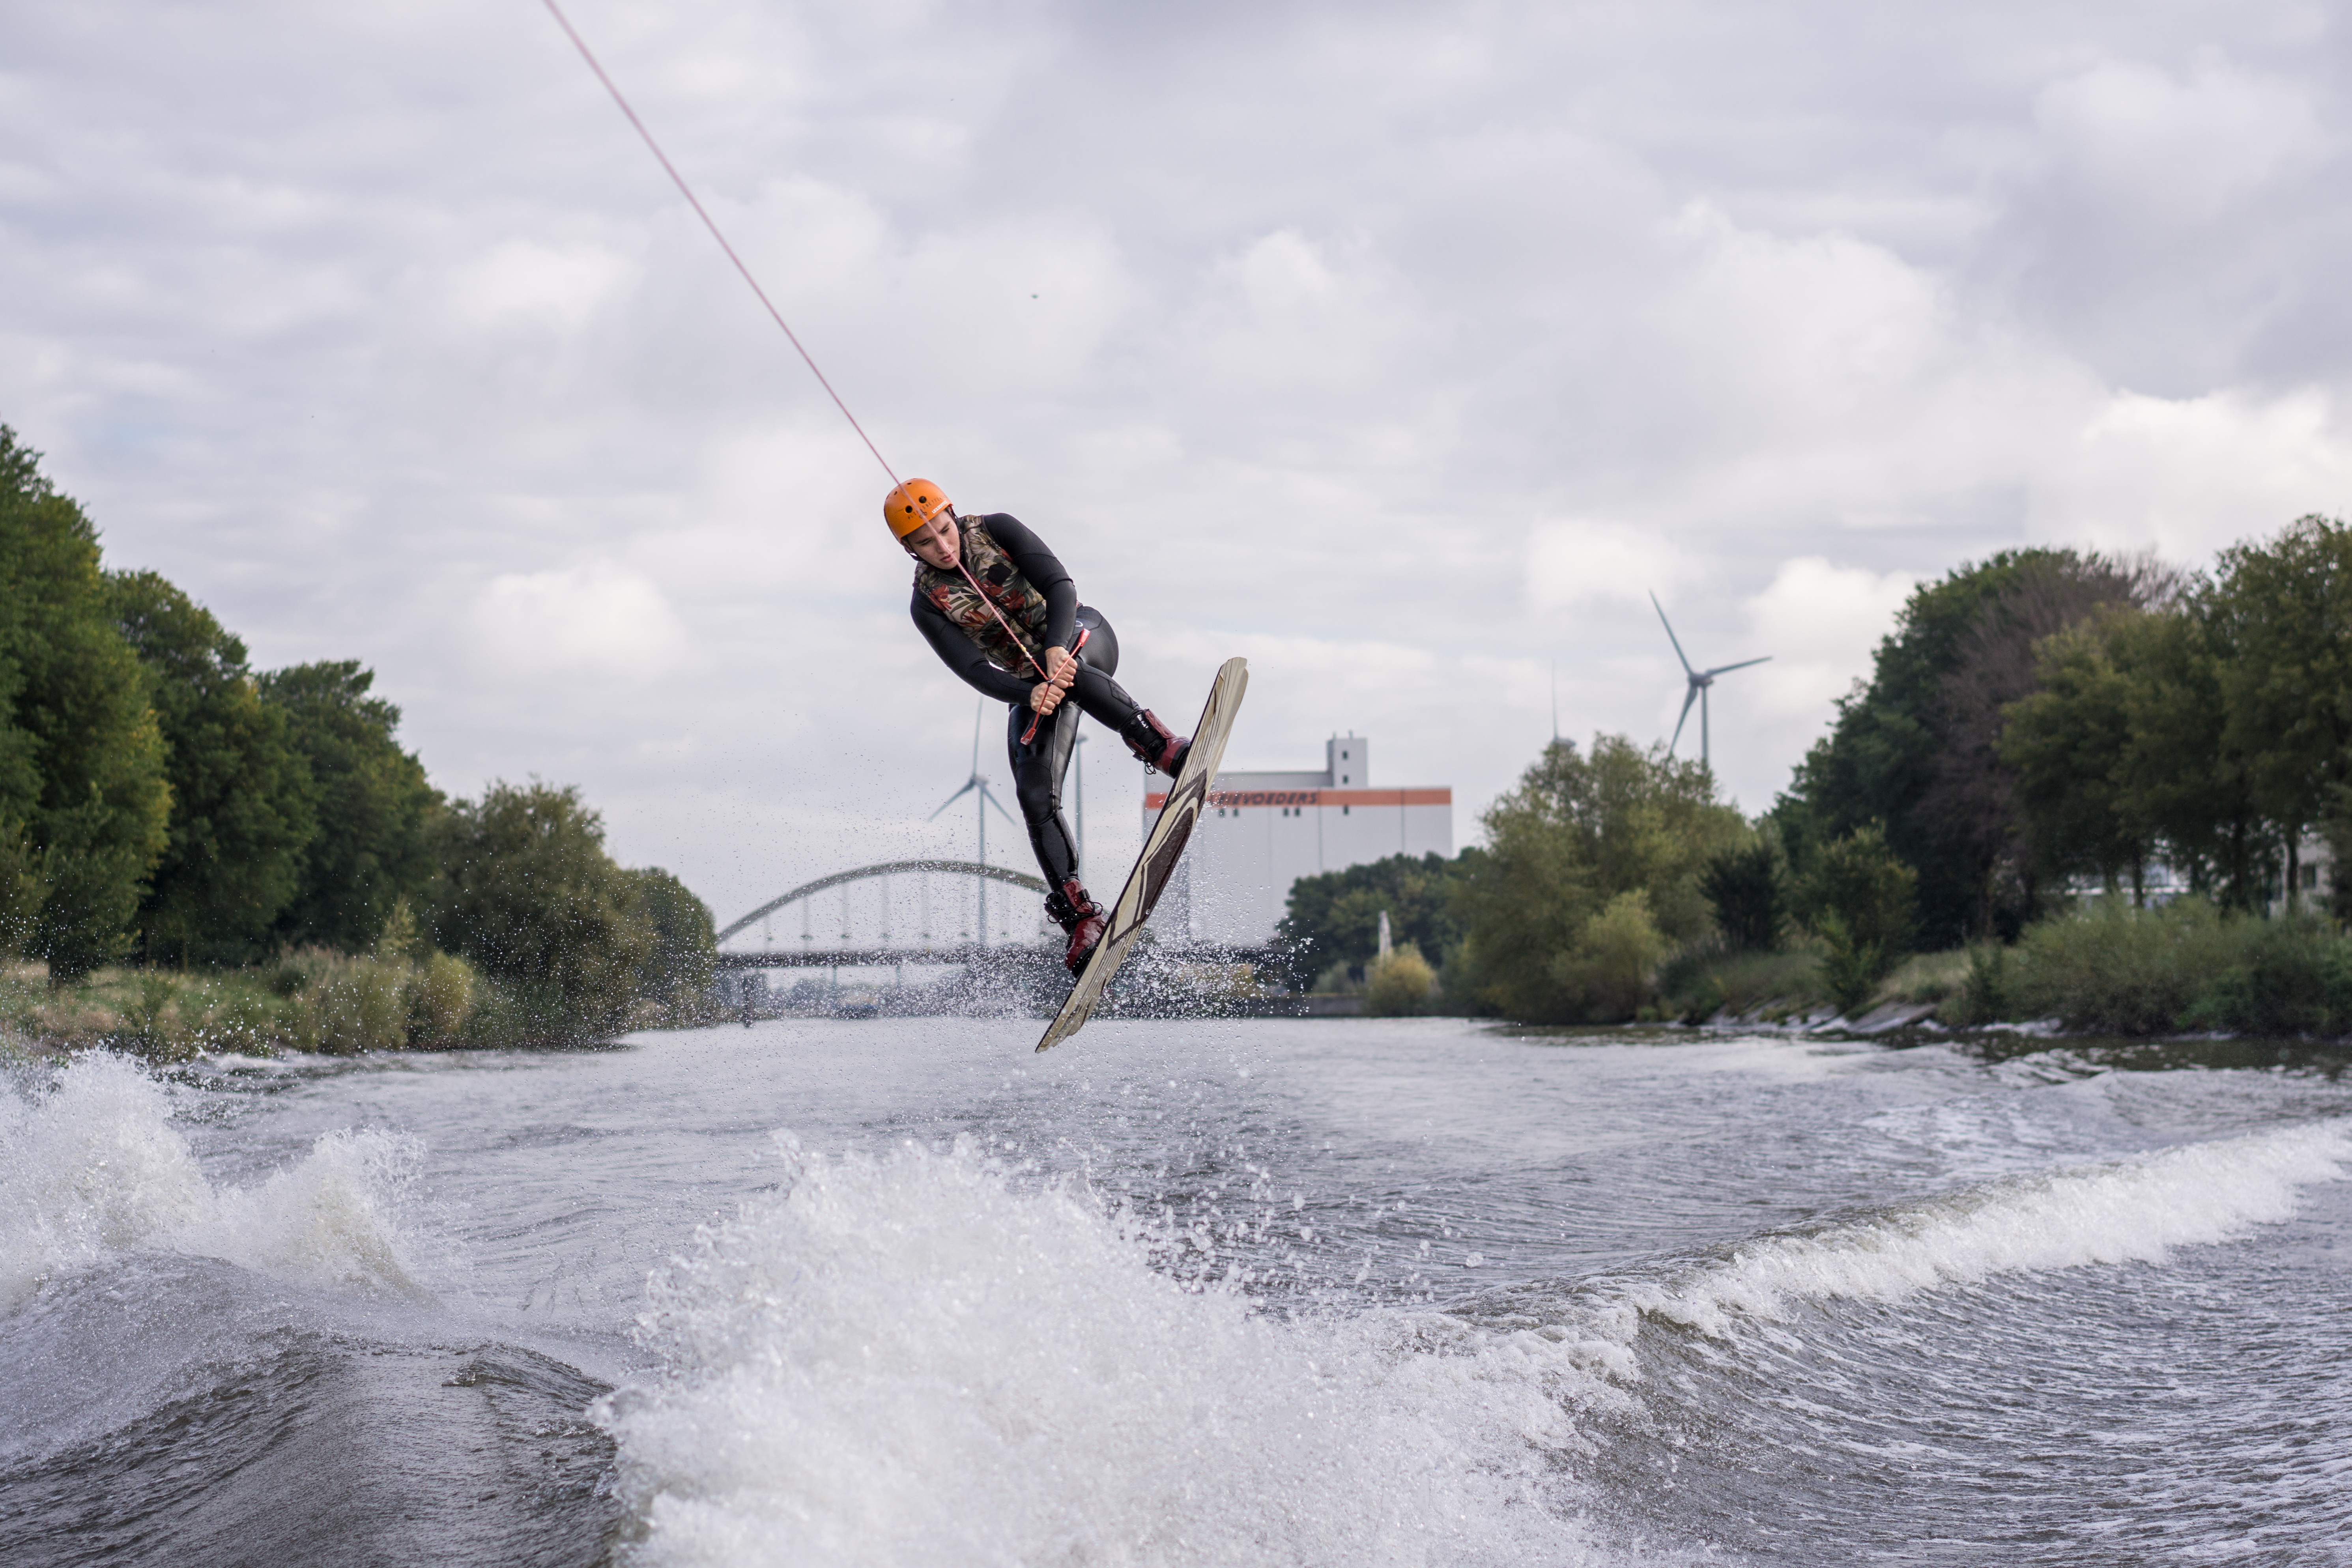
1071 664 1143 730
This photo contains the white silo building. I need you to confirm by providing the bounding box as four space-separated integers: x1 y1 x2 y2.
1143 734 1453 947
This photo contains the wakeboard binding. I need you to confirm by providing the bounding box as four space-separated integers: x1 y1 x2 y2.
1122 709 1191 777
1045 878 1107 976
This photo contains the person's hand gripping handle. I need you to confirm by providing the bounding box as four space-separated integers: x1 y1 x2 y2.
1029 646 1079 715
1018 627 1089 742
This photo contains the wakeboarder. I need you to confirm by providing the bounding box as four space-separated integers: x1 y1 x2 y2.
888 480 1192 976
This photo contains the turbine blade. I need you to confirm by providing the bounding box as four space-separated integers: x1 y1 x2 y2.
1670 685 1699 753
1649 591 1696 676
927 779 979 820
1702 655 1772 678
979 781 1021 828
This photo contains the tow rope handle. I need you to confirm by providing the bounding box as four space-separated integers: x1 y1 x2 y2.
1017 625 1089 746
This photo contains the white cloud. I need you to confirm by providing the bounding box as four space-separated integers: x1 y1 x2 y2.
1742 557 1920 725
2036 58 2323 220
2033 385 2352 560
441 239 635 333
1527 521 1688 610
6 0 2350 911
471 561 690 682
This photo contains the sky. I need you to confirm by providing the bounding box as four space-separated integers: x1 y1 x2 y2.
4 0 2349 939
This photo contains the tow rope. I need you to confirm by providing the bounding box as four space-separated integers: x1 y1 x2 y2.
539 0 901 492
540 0 1069 722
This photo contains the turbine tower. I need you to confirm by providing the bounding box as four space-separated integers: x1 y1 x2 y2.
928 703 1019 946
1650 591 1770 771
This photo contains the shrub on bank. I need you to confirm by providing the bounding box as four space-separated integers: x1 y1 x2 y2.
294 952 419 1053
1873 948 1975 1007
1657 939 1830 1022
1941 899 2352 1037
1 947 499 1060
1546 890 1670 1021
1652 903 2352 1038
1987 899 2249 1033
415 949 480 1041
2176 917 2352 1036
1365 944 1435 1015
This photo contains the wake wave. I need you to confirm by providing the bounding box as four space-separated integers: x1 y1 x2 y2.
1627 1117 2351 1337
0 1054 424 1307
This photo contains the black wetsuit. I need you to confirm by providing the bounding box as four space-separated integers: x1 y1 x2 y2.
910 514 1155 890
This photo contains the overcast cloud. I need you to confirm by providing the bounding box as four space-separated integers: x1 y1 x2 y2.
4 0 2348 933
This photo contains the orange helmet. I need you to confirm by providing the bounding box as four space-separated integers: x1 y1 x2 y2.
883 478 951 539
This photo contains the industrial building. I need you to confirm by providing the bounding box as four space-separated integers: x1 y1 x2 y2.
1143 734 1452 947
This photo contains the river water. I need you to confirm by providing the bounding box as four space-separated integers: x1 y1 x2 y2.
3 1018 2348 1566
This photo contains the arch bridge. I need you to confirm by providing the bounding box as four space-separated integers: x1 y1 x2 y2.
714 859 1052 969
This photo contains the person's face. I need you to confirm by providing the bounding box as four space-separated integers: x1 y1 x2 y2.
905 509 960 569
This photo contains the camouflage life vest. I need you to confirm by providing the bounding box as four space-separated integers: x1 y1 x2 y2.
915 518 1050 676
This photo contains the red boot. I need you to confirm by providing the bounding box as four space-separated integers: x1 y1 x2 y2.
1122 710 1191 777
1046 878 1107 975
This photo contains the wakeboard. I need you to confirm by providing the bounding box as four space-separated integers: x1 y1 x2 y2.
1034 656 1249 1052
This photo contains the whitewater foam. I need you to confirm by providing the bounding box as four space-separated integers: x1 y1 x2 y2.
600 1134 1604 1568
0 1053 425 1306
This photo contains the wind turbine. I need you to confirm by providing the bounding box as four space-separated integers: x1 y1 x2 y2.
929 702 1020 947
1650 591 1770 771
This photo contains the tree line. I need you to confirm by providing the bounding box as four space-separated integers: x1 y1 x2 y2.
1 426 713 1036
1279 513 2352 1028
1277 735 1898 1022
1274 736 1751 1019
1771 517 2350 942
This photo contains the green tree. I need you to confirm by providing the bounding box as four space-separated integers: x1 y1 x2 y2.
2111 600 2269 907
1452 746 1596 1020
1453 734 1744 1020
0 428 171 979
2204 516 2352 909
1803 822 1917 1013
109 571 318 963
2002 610 2155 898
2002 587 2273 913
1277 850 1467 977
1780 549 2165 946
1698 835 1785 950
1550 888 1670 1020
1776 556 2020 944
627 865 717 1008
260 660 441 950
428 780 656 1035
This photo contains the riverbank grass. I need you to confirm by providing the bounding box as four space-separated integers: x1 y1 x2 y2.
1653 901 2352 1039
1943 900 2352 1036
1657 939 1832 1023
0 953 487 1061
4 949 729 1061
